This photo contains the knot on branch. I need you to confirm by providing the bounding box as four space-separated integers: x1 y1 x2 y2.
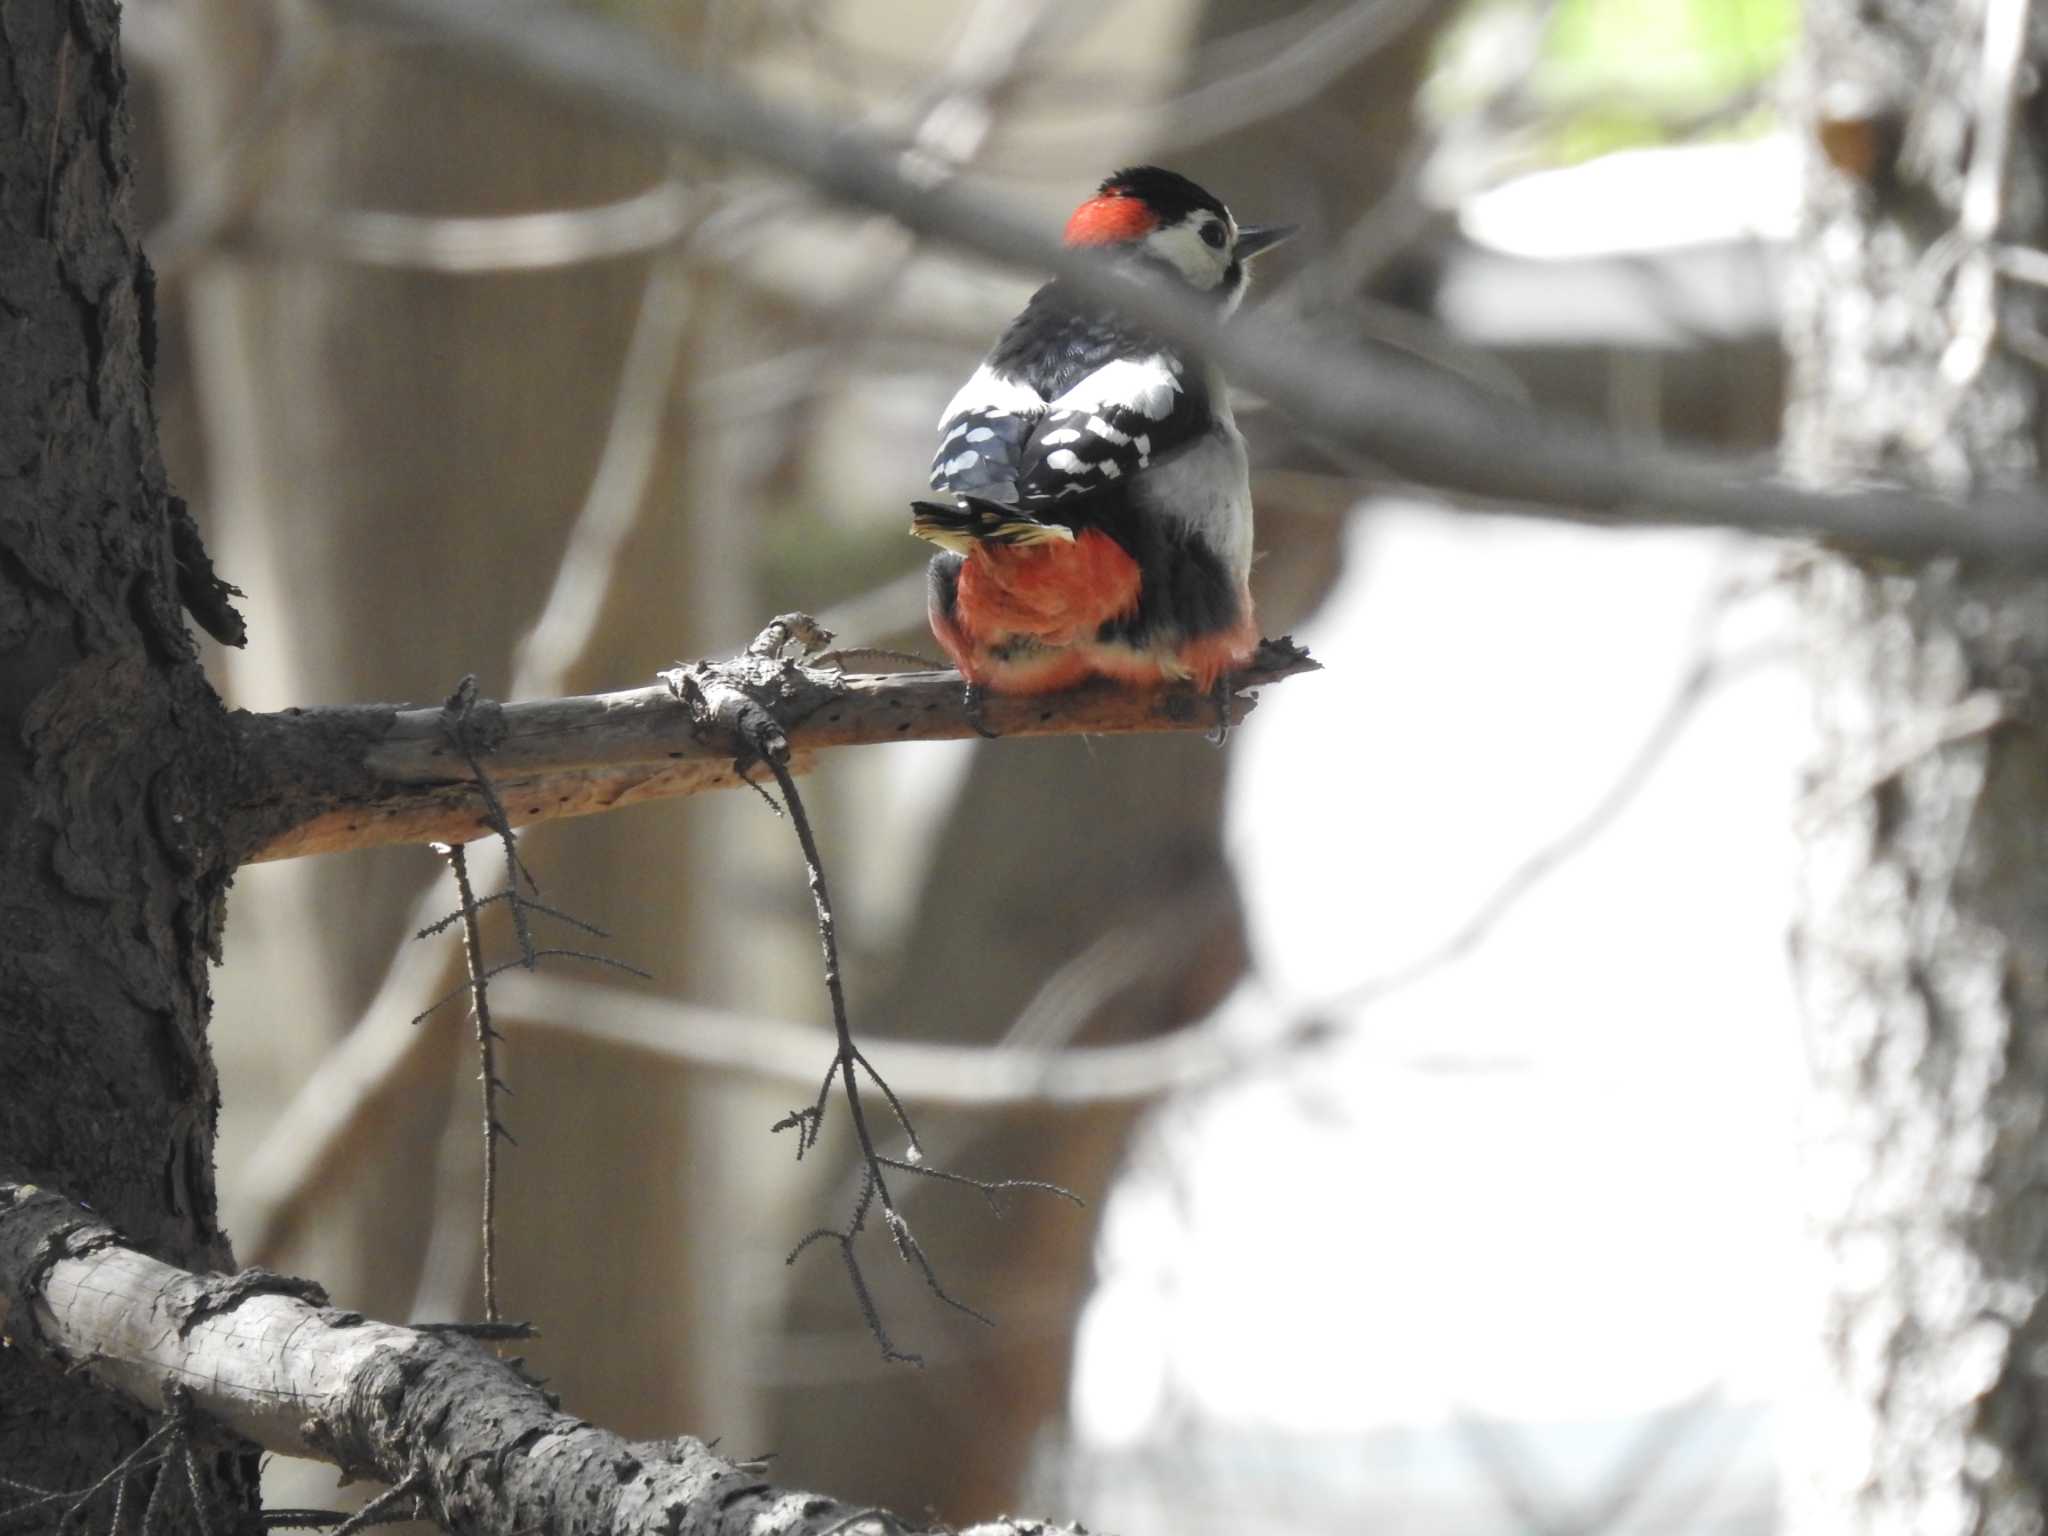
661 612 848 770
440 674 508 757
0 1184 120 1361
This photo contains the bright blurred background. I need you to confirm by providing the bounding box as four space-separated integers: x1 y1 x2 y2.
124 0 1816 1528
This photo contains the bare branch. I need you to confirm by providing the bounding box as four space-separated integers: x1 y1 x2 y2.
0 1184 1076 1536
224 640 1320 865
248 178 693 272
484 868 1278 1105
324 0 2048 566
439 843 503 1329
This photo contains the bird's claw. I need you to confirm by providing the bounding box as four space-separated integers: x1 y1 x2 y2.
964 683 1001 739
1205 676 1233 747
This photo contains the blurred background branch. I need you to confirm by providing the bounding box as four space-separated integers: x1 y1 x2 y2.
328 0 2048 565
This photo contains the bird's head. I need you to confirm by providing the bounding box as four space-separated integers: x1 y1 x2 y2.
1062 166 1295 316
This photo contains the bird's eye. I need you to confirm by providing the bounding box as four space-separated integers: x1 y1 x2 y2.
1200 222 1226 249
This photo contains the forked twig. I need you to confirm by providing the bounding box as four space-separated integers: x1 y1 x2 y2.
668 616 1081 1364
411 678 648 1331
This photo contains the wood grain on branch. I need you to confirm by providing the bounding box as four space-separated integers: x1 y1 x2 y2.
0 1181 1072 1536
224 639 1320 865
329 0 2048 567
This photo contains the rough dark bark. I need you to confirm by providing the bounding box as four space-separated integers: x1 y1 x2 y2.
0 0 253 1522
1785 0 2048 1527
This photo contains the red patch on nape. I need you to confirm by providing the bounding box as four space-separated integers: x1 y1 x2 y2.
1063 193 1158 247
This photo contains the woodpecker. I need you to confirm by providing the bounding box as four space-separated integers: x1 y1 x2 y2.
911 166 1294 706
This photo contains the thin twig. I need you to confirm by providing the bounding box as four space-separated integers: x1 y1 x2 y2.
443 676 538 964
262 1511 418 1531
415 889 612 942
756 743 989 1361
406 680 647 1328
676 628 1077 1363
0 1419 180 1530
328 1468 429 1535
179 1442 217 1536
443 842 503 1328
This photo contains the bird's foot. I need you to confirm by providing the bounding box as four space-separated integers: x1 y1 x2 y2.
964 682 1001 739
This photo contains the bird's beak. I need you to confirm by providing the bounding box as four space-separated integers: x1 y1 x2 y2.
1235 224 1298 260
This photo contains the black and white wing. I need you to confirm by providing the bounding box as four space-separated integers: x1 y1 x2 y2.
929 363 1046 502
1015 353 1210 506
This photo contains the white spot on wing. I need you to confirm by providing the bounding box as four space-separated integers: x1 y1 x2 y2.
941 450 981 475
966 427 995 443
1040 429 1082 446
1052 355 1182 422
936 363 1044 432
1045 449 1083 473
1085 415 1131 445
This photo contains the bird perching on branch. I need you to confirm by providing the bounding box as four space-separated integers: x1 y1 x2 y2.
911 167 1295 712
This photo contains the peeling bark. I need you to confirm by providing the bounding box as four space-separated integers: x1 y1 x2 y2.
1785 0 2048 1529
0 1183 1078 1536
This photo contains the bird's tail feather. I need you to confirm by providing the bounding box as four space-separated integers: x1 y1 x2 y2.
910 497 1078 555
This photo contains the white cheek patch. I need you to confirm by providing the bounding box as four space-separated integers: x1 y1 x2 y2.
1142 221 1228 290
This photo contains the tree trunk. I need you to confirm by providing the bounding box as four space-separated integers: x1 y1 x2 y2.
0 0 254 1523
1785 0 2048 1527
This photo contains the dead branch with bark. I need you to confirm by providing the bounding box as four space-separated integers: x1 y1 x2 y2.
0 1183 1074 1536
225 628 1320 864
